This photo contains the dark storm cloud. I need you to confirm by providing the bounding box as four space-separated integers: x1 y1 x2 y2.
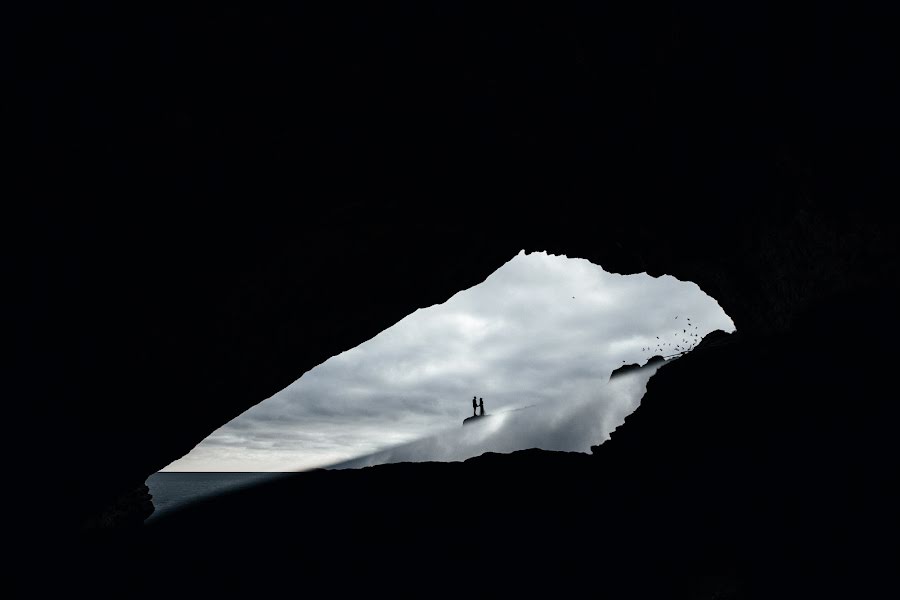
165 252 734 471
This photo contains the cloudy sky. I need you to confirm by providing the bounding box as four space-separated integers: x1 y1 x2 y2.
163 251 734 472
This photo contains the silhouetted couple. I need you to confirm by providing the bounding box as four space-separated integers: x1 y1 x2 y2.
472 396 484 417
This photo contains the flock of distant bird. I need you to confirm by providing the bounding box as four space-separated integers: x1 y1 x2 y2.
623 315 703 364
567 292 704 366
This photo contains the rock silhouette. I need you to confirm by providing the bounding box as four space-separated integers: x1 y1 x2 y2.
9 2 900 598
463 414 490 426
609 355 667 379
60 291 899 599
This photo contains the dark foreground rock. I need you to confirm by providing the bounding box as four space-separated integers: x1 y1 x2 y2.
80 485 155 531
9 3 900 597
36 286 899 599
9 1 899 538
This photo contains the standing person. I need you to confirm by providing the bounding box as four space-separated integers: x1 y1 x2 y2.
479 398 484 416
472 396 478 417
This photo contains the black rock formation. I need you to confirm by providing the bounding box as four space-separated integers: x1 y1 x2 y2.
9 2 900 597
463 414 490 426
609 355 667 379
47 289 900 597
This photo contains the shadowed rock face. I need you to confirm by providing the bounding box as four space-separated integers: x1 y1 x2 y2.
9 1 899 543
52 288 900 598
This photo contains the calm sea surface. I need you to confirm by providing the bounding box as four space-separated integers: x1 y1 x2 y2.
146 472 286 521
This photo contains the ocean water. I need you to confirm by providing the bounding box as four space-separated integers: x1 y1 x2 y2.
146 472 286 521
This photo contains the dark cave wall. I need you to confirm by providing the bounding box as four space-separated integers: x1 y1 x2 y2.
24 198 894 531
10 1 899 531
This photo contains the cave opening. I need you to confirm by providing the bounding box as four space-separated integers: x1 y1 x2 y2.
148 251 733 516
148 251 735 515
